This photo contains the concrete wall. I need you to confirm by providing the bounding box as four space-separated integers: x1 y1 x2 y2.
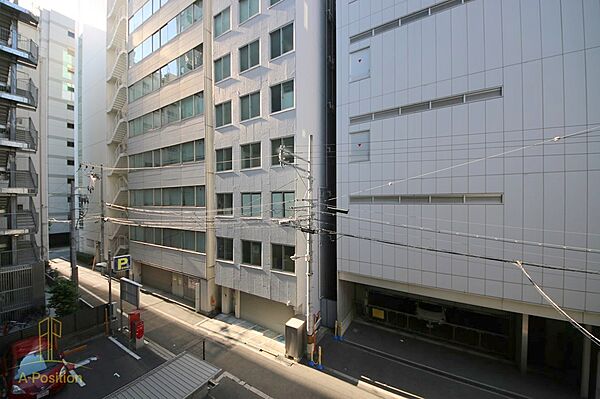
336 0 600 325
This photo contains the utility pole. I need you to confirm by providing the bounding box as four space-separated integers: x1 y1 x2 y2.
202 0 217 314
99 164 112 322
69 181 78 289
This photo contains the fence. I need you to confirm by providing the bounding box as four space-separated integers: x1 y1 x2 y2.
0 304 109 352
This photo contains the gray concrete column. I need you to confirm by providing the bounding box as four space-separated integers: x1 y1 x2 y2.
221 287 232 315
520 314 529 374
234 289 241 319
581 325 592 398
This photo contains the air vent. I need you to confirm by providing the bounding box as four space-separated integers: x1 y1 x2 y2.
349 114 373 125
400 9 430 25
401 101 431 115
349 30 373 44
373 108 400 121
430 95 464 109
430 0 463 15
373 20 399 36
465 87 503 102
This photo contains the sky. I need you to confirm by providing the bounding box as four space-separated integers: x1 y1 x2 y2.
20 0 107 31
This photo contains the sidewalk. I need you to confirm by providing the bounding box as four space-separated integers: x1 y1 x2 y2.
320 320 578 399
51 259 285 357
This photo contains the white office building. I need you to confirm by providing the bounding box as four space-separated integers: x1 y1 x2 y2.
99 0 333 334
336 0 600 395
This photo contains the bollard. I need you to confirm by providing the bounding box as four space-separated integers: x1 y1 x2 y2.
316 346 324 370
308 344 315 367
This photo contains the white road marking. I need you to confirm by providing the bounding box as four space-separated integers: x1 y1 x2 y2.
62 359 86 387
213 371 275 399
108 336 141 360
74 356 98 369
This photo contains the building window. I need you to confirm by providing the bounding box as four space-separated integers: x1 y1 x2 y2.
66 84 75 93
349 131 370 162
270 0 282 6
163 187 182 206
349 47 370 81
241 240 261 266
239 40 260 72
67 104 74 111
196 231 206 253
217 193 233 216
215 101 232 127
240 142 261 169
196 186 206 206
272 244 295 273
67 122 74 129
214 54 231 82
271 192 294 218
67 177 74 185
239 0 259 23
270 80 294 113
67 30 75 38
67 141 74 148
195 139 205 161
162 144 181 165
217 237 233 261
270 22 293 59
214 7 231 37
271 136 294 165
241 192 261 217
216 147 232 171
67 159 74 166
240 91 260 121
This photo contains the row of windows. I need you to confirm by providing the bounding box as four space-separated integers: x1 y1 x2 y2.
213 23 293 83
129 139 205 168
215 136 293 172
129 1 202 67
129 92 204 137
130 226 206 253
129 0 171 34
129 45 203 103
214 0 287 38
130 185 206 207
217 237 294 273
131 227 294 272
214 80 294 127
216 191 294 219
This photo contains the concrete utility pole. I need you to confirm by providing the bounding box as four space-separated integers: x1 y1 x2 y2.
69 181 78 289
202 0 217 314
100 164 105 267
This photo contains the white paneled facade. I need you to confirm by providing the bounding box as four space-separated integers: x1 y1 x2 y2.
336 0 600 345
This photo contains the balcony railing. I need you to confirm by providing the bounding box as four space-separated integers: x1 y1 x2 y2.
0 116 38 151
0 157 38 195
0 239 40 267
0 197 38 235
0 70 39 109
0 26 39 66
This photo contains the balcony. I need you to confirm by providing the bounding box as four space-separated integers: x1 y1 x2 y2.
106 79 126 113
0 196 37 235
108 110 127 145
110 175 128 205
0 157 37 195
0 26 38 67
0 116 37 151
0 70 38 109
0 1 39 27
0 239 40 267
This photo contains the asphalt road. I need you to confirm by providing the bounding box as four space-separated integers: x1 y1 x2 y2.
50 258 388 399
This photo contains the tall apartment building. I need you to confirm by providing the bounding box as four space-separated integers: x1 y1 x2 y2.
336 0 600 395
0 0 44 322
99 0 332 334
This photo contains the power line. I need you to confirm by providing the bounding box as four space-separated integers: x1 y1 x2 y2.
514 261 600 347
319 228 600 276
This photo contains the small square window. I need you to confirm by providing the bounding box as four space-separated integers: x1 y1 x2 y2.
349 47 370 81
271 80 294 113
241 192 261 217
271 192 294 218
67 122 74 129
242 240 261 266
240 91 260 121
216 147 232 171
240 142 261 169
239 0 259 23
67 159 74 166
217 237 233 261
272 244 295 272
214 7 231 37
67 104 74 111
217 193 233 215
349 131 370 163
270 23 293 59
215 101 232 127
214 54 231 82
67 30 75 38
240 40 260 72
67 141 74 148
271 136 294 165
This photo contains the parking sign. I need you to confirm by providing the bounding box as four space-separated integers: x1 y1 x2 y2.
113 254 131 272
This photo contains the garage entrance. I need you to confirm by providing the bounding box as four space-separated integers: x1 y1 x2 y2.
141 264 172 293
